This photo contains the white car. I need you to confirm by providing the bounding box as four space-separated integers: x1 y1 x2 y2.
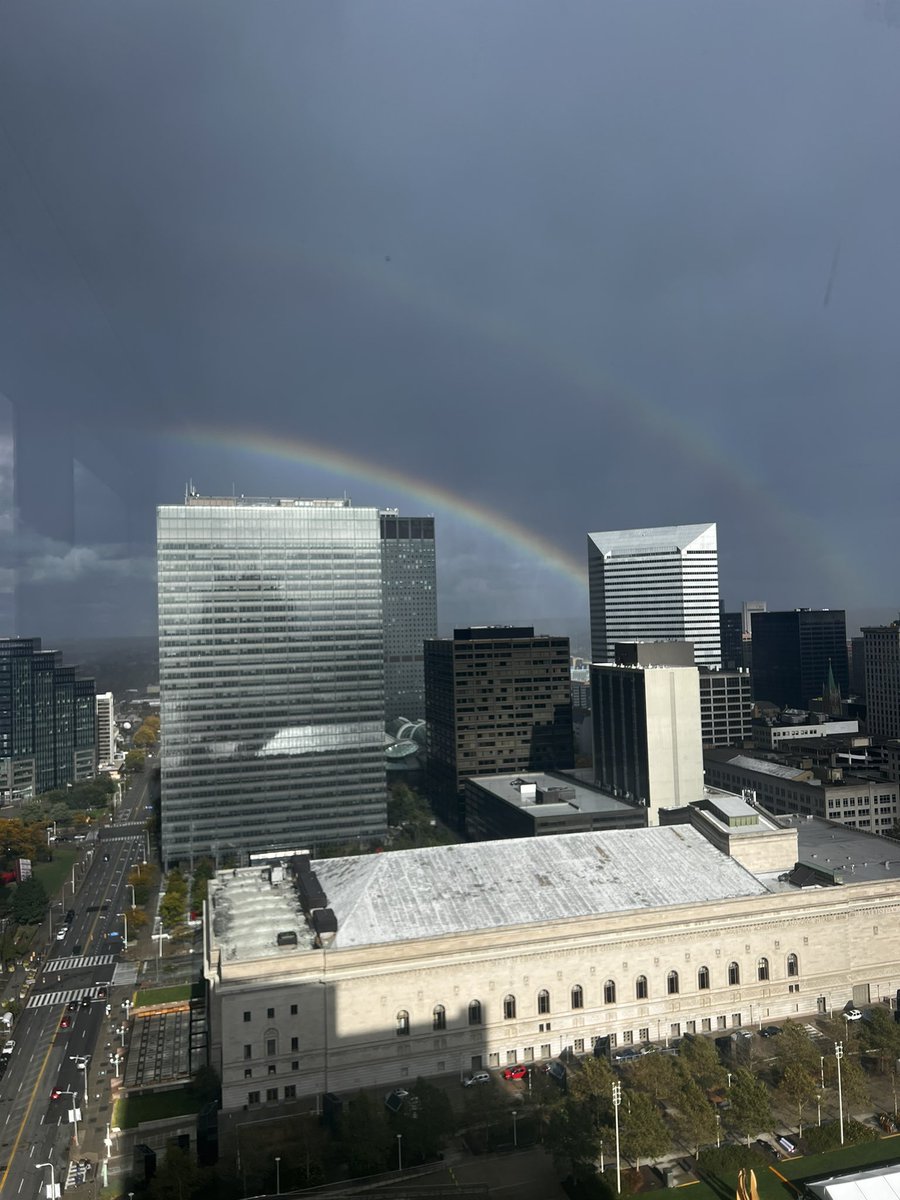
55 927 68 941
462 1071 491 1087
844 1009 863 1021
2 1040 14 1056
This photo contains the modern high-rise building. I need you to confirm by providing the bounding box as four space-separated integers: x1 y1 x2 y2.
862 622 900 740
424 626 574 829
588 523 721 666
157 494 387 866
698 667 752 748
590 641 704 825
95 691 117 764
0 637 97 800
721 612 745 670
379 512 437 722
750 609 849 711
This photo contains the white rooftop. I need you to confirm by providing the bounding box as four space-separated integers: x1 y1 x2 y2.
312 826 766 950
807 1168 900 1200
588 523 716 555
728 754 810 781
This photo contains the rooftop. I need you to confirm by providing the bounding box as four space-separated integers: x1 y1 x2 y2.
466 771 635 816
587 523 716 555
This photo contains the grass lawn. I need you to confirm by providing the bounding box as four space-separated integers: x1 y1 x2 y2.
33 846 79 899
113 1086 204 1128
134 983 200 1007
641 1137 900 1200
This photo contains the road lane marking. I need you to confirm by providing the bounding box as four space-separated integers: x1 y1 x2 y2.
0 1013 62 1195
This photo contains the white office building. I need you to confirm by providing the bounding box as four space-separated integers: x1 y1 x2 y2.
588 523 721 666
95 691 117 764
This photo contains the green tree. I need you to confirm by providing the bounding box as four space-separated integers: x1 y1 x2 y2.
545 1098 602 1173
679 1035 727 1090
774 1021 821 1080
124 748 146 774
726 1068 772 1146
411 1077 454 1156
672 1079 719 1155
568 1055 616 1127
628 1052 682 1102
10 876 48 925
619 1089 671 1167
339 1092 394 1176
776 1062 819 1135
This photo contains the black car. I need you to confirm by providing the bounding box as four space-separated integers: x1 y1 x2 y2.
81 996 92 1008
66 909 75 923
72 943 82 955
67 1000 79 1012
759 1025 781 1038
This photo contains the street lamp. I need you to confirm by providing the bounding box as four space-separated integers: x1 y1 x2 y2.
612 1081 622 1195
820 1055 825 1090
56 1089 80 1144
512 1109 518 1148
119 911 129 950
70 1055 90 1111
127 884 136 909
396 1132 403 1172
816 1092 822 1127
36 1161 60 1200
727 1072 733 1088
274 1156 281 1195
716 1112 721 1148
835 1042 845 1146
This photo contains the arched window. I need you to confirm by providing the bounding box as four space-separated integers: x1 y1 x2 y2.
757 957 770 982
433 1004 446 1031
503 995 517 1020
728 961 740 986
603 980 616 1004
787 953 799 978
264 1028 278 1056
667 971 679 995
571 985 584 1010
468 1000 482 1026
698 966 710 990
396 1010 410 1036
537 989 551 1015
635 975 648 1000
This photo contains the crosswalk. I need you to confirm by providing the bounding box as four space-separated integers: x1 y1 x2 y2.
97 833 142 843
27 986 103 1009
46 954 116 972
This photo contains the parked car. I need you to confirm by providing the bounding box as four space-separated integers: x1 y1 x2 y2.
614 1047 643 1062
2 1039 15 1055
845 1009 863 1022
759 1025 781 1038
503 1064 527 1080
462 1072 491 1087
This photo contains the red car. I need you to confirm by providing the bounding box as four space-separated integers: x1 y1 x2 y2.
59 1016 71 1030
503 1064 527 1080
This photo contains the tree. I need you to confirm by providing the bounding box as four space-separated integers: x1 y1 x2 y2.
124 749 146 774
628 1052 683 1102
775 1062 818 1135
774 1021 821 1080
568 1055 616 1127
672 1079 719 1155
545 1098 602 1173
726 1068 772 1146
339 1092 394 1176
10 876 48 925
619 1090 671 1167
679 1035 727 1090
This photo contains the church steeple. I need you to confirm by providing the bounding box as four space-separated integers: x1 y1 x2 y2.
824 657 842 718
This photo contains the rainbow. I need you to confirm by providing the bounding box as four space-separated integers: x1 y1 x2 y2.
174 427 588 589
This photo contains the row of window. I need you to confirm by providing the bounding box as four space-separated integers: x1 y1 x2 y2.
395 956 801 1034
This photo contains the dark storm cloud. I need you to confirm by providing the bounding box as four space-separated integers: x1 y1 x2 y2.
1 0 899 636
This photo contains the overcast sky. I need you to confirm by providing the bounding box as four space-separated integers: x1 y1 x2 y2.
1 0 899 640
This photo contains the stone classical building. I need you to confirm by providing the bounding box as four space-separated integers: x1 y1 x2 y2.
204 798 900 1114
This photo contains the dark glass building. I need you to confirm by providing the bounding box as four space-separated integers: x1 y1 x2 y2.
424 626 574 829
379 513 437 723
0 637 97 800
750 609 849 710
721 611 745 670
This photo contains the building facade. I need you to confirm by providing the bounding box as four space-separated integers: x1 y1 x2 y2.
424 627 574 829
204 813 900 1113
698 667 752 748
591 642 704 824
750 609 849 711
588 523 721 666
463 770 645 841
862 623 900 741
0 638 97 801
95 691 117 765
379 513 437 723
157 495 387 866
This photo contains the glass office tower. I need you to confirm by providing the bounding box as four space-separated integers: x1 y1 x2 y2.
157 495 387 866
379 512 437 722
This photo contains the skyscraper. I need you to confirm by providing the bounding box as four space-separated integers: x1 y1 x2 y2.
588 523 721 666
750 609 849 711
157 494 387 866
0 637 97 800
96 691 117 764
379 512 437 722
862 621 900 739
424 626 574 828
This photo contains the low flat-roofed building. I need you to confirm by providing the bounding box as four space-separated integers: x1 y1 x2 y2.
464 770 645 840
205 815 900 1113
704 747 900 834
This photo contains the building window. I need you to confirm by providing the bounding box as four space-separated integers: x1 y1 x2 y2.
503 995 517 1020
571 985 584 1010
757 957 770 982
243 1011 251 1023
290 1004 298 1016
787 953 799 977
291 1061 299 1071
537 990 551 1015
268 1064 276 1076
267 1008 275 1019
698 966 710 990
523 1046 534 1061
284 1085 296 1099
728 962 740 986
266 1088 278 1102
639 1027 649 1042
396 1010 410 1036
667 971 679 995
266 1038 277 1057
635 976 648 1000
244 1068 252 1079
468 1000 482 1026
248 1091 260 1105
603 980 616 1004
506 1050 518 1065
433 1004 446 1031
243 1044 252 1060
290 1037 299 1052
574 1038 585 1053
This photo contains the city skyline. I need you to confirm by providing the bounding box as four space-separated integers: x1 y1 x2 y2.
2 1 900 640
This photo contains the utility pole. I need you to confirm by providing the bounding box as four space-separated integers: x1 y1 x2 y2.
612 1081 622 1195
835 1042 845 1146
